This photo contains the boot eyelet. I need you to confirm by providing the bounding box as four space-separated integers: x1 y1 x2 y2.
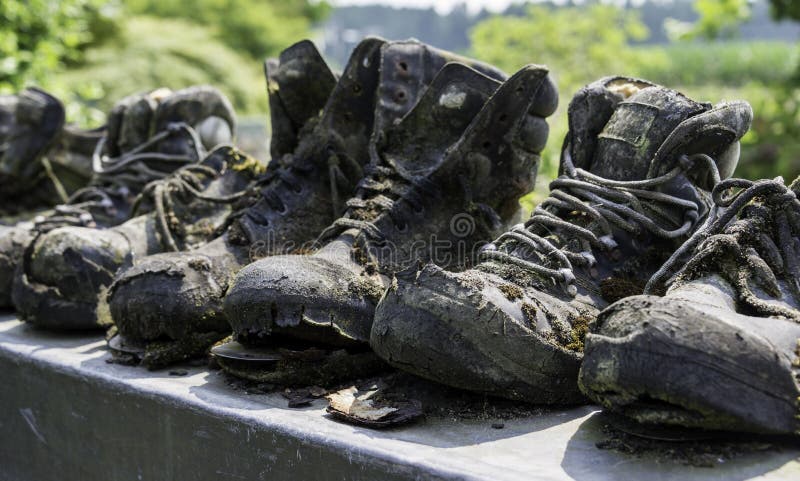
396 222 408 233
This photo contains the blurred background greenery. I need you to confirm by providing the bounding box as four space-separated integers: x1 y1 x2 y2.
2 0 798 209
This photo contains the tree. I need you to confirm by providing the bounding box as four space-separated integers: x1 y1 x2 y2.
674 0 751 39
0 0 118 93
689 0 800 38
769 0 800 21
470 4 650 183
687 0 800 80
471 4 649 92
124 0 330 59
57 17 269 122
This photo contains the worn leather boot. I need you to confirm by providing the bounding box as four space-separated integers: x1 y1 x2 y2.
0 88 107 223
13 145 262 329
0 87 68 217
9 40 332 328
106 39 506 368
0 86 236 307
0 88 108 221
266 40 337 161
370 77 753 404
579 176 800 435
216 62 556 385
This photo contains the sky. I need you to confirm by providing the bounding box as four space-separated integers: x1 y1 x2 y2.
329 0 651 15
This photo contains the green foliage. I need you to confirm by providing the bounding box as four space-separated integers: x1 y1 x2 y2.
770 0 800 20
472 3 800 214
471 5 649 92
124 0 329 59
0 0 119 92
729 84 800 181
471 4 650 191
671 0 751 40
55 17 268 126
631 40 798 87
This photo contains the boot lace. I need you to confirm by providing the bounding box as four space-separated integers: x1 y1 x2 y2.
646 177 800 321
316 162 431 243
33 123 202 233
233 145 362 240
479 147 718 297
132 159 249 252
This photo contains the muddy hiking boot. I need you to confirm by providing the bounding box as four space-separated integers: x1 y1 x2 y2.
0 87 100 219
105 38 509 369
13 145 262 330
370 77 754 405
579 176 800 435
0 86 236 308
266 40 338 161
216 62 556 385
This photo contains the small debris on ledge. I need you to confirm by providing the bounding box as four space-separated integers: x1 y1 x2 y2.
282 386 328 408
326 382 423 428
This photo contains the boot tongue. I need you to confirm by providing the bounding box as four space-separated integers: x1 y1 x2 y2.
382 63 500 177
790 176 800 196
589 86 707 181
273 41 335 130
314 38 385 148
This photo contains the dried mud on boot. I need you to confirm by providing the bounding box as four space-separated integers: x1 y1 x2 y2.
371 75 753 404
108 331 228 370
211 339 391 387
105 38 389 361
579 177 800 436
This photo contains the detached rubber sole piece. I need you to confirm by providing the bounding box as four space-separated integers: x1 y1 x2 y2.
212 340 389 386
326 385 424 429
108 331 227 370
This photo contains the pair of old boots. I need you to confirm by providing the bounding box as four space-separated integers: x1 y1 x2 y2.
4 37 796 438
108 37 546 369
213 41 791 437
369 77 800 438
0 84 243 314
369 76 799 439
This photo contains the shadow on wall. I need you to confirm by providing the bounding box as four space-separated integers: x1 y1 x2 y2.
561 411 800 481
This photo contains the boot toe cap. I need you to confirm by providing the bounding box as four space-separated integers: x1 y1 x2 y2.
224 255 383 345
14 227 130 327
579 294 800 434
0 225 32 306
371 264 585 404
108 251 229 341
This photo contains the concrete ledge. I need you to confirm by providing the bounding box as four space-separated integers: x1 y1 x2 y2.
1 314 799 481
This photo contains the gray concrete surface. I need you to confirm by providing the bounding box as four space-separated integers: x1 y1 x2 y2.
0 313 798 481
